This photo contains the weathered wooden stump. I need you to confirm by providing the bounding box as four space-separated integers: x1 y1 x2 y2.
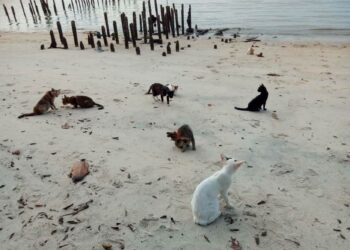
214 44 217 49
40 44 45 50
175 40 179 52
104 12 110 37
49 30 57 48
101 26 108 46
80 41 85 50
62 37 68 49
113 20 119 44
166 42 171 54
110 43 115 52
136 46 141 55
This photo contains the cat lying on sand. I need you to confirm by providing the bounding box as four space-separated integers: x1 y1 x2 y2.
191 154 245 226
235 84 269 111
146 83 177 104
18 88 60 119
167 124 195 152
62 95 104 110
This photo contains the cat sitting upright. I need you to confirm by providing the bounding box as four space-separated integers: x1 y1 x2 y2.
235 84 269 111
62 95 104 110
146 83 176 105
18 88 60 119
191 154 245 226
167 124 195 152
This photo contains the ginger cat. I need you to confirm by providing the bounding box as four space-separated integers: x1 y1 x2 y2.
18 88 60 119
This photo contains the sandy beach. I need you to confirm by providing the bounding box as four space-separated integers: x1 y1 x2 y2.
0 32 349 250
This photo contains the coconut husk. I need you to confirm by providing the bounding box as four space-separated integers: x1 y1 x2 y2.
69 159 89 183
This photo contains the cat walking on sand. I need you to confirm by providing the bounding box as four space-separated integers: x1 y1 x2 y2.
191 154 245 226
146 83 176 105
18 88 60 119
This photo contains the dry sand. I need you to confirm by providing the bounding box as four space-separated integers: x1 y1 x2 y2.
0 32 349 250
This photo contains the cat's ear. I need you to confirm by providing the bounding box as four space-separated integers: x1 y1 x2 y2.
234 160 245 170
220 153 228 162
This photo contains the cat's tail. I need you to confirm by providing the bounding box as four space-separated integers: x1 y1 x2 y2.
145 86 152 95
18 113 37 119
94 103 104 110
234 107 249 111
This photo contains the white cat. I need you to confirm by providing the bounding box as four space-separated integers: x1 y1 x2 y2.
191 154 245 226
247 45 254 55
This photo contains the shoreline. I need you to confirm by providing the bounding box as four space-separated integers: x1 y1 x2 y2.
1 32 349 249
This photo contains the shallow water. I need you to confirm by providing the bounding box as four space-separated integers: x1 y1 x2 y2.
1 0 349 40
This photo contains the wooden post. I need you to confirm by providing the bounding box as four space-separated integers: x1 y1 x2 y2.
110 43 115 52
101 25 108 46
28 3 37 23
160 5 168 39
57 21 64 43
132 12 138 40
139 14 143 32
53 0 58 15
181 4 184 35
89 32 95 48
148 17 154 51
136 47 140 55
97 40 102 49
62 0 66 12
71 0 75 12
170 8 175 37
113 21 119 44
147 0 152 19
104 12 110 37
80 41 85 50
49 30 57 48
187 4 193 33
130 23 136 47
11 6 17 23
62 37 68 49
121 13 129 49
142 9 147 43
130 23 137 48
71 21 78 47
20 0 27 20
154 0 162 43
175 40 179 52
34 1 41 21
166 42 171 54
167 6 174 38
174 9 179 36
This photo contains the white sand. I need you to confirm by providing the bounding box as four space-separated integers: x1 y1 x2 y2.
0 32 349 250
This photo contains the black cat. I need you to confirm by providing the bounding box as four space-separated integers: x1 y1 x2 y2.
235 84 269 111
146 83 175 105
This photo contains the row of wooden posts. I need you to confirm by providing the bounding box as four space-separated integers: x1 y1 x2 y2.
3 0 187 25
46 1 194 56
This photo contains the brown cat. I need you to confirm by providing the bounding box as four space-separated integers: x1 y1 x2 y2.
62 95 104 110
18 88 61 119
167 124 196 152
146 83 176 105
